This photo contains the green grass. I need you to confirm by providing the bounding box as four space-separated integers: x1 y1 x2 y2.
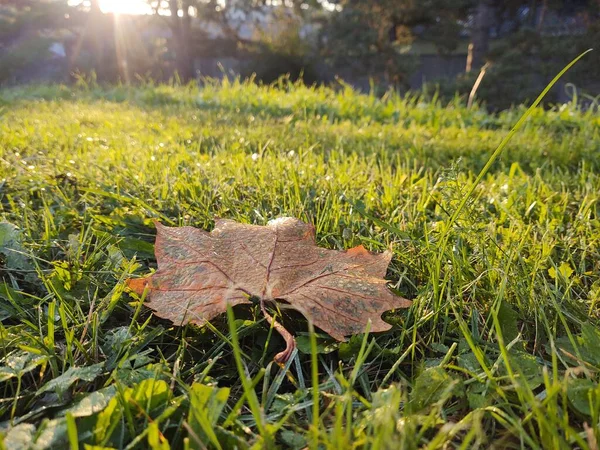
0 78 599 449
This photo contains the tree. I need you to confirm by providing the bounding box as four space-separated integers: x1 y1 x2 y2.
0 0 74 83
169 0 194 81
148 0 321 82
465 0 593 73
438 0 599 110
88 0 107 78
466 0 494 72
323 0 473 88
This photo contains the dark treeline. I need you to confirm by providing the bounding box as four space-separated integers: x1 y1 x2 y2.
1 0 599 109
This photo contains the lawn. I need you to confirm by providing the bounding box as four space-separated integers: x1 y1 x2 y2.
0 80 599 449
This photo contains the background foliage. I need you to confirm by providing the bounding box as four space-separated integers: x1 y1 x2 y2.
0 0 599 108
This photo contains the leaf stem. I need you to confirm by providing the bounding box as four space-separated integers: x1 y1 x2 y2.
260 299 296 364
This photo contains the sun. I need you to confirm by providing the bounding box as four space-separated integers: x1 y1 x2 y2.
98 0 152 15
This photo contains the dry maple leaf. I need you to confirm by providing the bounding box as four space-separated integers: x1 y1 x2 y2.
126 217 411 363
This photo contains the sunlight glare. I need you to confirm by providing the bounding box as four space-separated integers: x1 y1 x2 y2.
99 0 152 15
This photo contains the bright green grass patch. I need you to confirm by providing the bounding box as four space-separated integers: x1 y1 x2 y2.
0 80 599 449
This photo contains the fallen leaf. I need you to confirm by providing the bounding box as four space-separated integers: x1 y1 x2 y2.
127 218 411 361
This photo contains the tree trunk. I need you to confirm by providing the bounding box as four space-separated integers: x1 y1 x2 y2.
169 0 194 82
537 0 548 32
529 0 538 28
466 0 494 73
181 2 194 79
89 0 105 80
